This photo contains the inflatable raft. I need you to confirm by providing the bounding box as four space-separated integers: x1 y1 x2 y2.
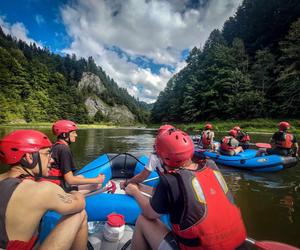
39 153 163 249
195 149 298 172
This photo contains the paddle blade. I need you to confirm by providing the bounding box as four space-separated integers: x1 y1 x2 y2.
255 143 272 149
255 240 299 250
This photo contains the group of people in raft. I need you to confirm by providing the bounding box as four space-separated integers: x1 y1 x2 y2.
197 122 299 157
0 120 297 250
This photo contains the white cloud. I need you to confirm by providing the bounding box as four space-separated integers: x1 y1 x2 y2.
0 16 43 47
60 0 242 103
35 14 45 25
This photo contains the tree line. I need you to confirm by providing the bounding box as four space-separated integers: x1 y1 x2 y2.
151 0 300 122
0 28 149 124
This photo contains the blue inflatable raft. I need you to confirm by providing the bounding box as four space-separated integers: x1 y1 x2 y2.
39 153 163 243
195 149 298 172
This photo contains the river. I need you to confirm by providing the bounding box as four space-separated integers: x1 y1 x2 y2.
0 127 299 247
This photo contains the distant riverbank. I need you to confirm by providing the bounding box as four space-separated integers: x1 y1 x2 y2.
1 118 299 134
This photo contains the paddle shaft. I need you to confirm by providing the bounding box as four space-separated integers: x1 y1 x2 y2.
246 237 299 250
142 176 160 183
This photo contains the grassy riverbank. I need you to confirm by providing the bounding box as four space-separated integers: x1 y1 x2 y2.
1 119 300 134
0 122 117 129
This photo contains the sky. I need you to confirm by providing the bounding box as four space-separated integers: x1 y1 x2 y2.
0 0 242 103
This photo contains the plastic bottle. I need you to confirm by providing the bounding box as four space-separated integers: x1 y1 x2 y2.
103 213 125 242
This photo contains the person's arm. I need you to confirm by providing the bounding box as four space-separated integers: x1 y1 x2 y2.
120 168 151 189
125 183 160 219
37 181 85 215
293 142 299 156
64 172 105 185
210 132 215 149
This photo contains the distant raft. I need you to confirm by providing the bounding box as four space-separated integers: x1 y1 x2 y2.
195 149 298 172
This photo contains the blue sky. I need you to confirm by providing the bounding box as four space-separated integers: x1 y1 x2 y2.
0 0 242 103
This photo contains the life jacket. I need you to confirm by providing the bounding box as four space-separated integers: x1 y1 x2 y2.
166 166 246 250
41 141 65 186
275 132 293 149
201 130 212 149
237 131 250 143
220 136 236 151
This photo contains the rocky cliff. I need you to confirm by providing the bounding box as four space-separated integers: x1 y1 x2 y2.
78 72 136 124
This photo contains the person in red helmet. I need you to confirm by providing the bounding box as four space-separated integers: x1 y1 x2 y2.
50 120 105 191
125 129 247 250
0 130 88 250
120 124 175 189
233 126 251 149
220 130 244 156
200 123 215 150
267 122 298 156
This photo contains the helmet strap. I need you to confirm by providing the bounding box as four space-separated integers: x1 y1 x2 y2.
20 152 43 180
20 152 39 169
58 133 71 144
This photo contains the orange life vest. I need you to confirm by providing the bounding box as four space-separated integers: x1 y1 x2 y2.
275 132 293 149
167 166 247 250
220 136 236 151
201 130 212 149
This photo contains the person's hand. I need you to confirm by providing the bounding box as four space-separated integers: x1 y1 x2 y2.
97 174 105 184
125 183 139 197
120 181 127 190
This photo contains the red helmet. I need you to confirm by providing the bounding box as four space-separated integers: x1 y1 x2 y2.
204 123 213 130
155 129 194 168
158 124 175 134
0 130 52 165
52 120 78 136
229 129 238 137
233 126 241 131
278 121 290 131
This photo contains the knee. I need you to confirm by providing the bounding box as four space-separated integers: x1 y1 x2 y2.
135 214 147 228
80 210 87 222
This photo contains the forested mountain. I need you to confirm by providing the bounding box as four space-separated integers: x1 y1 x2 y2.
151 0 300 122
0 27 149 124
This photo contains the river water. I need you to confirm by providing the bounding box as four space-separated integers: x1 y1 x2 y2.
0 127 299 247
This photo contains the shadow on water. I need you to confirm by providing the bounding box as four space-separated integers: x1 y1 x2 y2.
0 128 299 247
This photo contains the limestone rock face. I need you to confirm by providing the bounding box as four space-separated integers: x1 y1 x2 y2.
79 72 136 124
78 72 106 95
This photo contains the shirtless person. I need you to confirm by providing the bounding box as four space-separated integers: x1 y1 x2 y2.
0 130 88 250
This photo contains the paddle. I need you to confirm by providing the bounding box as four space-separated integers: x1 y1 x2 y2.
142 176 160 184
246 237 299 250
85 181 117 197
249 143 272 149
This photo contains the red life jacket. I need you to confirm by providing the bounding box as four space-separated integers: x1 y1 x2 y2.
42 141 65 186
275 132 293 149
238 131 250 143
201 130 212 149
168 166 246 250
220 136 236 151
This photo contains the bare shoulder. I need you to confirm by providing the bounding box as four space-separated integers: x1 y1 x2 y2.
20 179 63 196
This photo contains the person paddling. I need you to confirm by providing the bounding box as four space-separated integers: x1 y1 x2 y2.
120 124 175 189
0 130 88 250
50 120 105 192
220 130 244 156
233 126 251 149
125 129 247 250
